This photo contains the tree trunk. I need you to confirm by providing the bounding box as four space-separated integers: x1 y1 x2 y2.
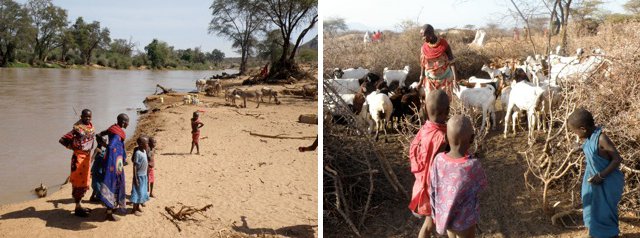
546 0 560 55
559 0 572 56
239 44 247 75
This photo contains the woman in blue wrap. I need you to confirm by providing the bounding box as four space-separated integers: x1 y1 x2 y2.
96 113 129 222
568 108 624 238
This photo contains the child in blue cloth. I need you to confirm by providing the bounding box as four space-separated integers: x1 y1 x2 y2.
130 136 150 216
89 136 107 202
568 108 624 238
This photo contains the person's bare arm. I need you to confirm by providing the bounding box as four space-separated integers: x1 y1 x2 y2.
198 122 204 129
589 133 622 184
418 51 425 87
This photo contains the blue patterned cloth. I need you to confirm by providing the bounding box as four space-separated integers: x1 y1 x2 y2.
581 127 624 238
98 133 126 211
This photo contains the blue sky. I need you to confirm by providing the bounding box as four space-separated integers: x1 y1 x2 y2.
322 0 629 31
18 0 317 57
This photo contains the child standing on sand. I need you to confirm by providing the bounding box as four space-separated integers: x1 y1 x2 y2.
190 111 204 155
408 89 450 238
130 136 150 216
148 137 157 198
429 115 487 238
568 108 624 238
89 136 107 202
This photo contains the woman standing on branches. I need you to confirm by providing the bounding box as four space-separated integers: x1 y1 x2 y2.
418 24 458 101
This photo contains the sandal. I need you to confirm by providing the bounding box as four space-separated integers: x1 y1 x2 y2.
74 208 90 217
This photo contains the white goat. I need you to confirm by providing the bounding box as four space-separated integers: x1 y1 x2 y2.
383 65 410 87
327 93 355 116
481 64 502 79
469 76 496 84
504 81 546 144
548 54 606 86
326 78 362 94
195 79 206 92
362 91 393 142
334 67 369 80
454 84 497 133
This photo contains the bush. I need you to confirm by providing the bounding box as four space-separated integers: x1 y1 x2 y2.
297 48 318 63
96 57 108 67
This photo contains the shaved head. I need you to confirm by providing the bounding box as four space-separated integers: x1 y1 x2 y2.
447 115 473 148
426 89 450 123
117 113 129 129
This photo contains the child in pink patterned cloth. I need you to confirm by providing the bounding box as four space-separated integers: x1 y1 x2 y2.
429 115 488 238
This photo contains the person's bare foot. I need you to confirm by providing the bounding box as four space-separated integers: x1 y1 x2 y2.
134 211 142 216
150 194 155 198
141 203 146 207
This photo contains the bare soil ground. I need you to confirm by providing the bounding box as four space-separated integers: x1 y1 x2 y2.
325 123 640 238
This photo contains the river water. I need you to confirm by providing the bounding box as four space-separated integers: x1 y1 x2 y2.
0 68 236 205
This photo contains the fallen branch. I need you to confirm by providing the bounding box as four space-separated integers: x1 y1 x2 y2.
233 109 262 118
165 204 213 221
161 212 183 232
242 130 316 140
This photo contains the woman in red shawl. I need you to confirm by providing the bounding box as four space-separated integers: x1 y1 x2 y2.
418 24 458 100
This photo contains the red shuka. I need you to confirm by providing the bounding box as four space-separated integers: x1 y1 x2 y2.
408 121 447 215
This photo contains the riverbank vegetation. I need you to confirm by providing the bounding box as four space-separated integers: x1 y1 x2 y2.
0 0 317 72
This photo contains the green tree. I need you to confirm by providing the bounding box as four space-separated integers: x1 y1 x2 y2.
56 26 75 62
259 0 317 79
572 0 605 21
0 0 31 66
144 39 171 69
624 0 640 14
256 29 284 63
208 49 225 63
179 48 193 62
323 17 347 35
72 17 110 65
109 38 134 57
192 47 206 64
25 0 67 64
209 0 265 75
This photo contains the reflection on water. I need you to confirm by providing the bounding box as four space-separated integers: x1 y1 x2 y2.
0 68 235 205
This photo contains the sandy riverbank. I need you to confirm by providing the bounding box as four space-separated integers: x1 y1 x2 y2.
0 77 318 237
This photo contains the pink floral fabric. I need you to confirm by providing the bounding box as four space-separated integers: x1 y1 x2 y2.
429 152 487 234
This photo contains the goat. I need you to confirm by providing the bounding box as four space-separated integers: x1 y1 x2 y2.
362 91 393 142
383 65 410 87
453 84 497 133
548 53 606 86
333 67 369 80
389 86 421 129
481 64 502 79
326 78 362 94
503 81 546 144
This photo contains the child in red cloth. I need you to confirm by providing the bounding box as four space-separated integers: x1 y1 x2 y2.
408 89 450 238
190 111 204 155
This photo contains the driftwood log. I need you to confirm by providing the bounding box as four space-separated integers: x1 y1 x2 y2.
298 114 318 125
155 84 175 95
242 130 315 140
